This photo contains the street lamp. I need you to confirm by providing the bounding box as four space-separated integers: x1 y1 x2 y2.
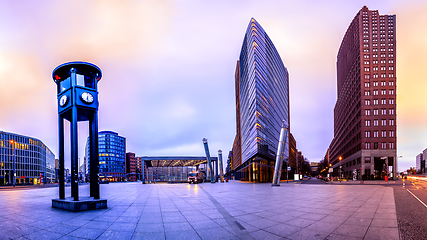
10 140 15 187
338 156 343 182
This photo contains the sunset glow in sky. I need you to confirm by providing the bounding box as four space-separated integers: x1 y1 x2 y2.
0 0 426 172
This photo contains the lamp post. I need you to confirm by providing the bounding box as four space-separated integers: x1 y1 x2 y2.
338 156 342 182
10 140 15 187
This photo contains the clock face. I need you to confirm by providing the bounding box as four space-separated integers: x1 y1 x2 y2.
59 95 68 107
81 92 94 104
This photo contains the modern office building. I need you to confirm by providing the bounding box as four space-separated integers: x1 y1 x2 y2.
328 6 397 180
416 153 424 174
0 131 55 185
232 18 290 182
86 131 126 182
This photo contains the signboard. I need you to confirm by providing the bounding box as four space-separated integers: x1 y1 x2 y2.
328 168 333 173
287 166 291 171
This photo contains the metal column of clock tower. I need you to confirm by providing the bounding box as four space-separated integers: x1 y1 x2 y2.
53 61 102 201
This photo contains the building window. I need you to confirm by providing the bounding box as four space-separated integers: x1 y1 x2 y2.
389 73 394 77
389 81 394 86
389 119 395 125
374 142 379 149
373 81 378 86
381 109 387 115
365 67 370 71
381 131 387 137
365 82 370 87
382 142 387 149
365 156 371 162
374 99 379 105
389 130 394 137
374 131 379 137
389 89 394 95
365 120 371 127
365 75 370 79
381 81 386 86
389 142 395 149
381 99 387 104
365 131 371 138
381 89 386 95
389 66 394 70
389 108 395 115
389 99 394 104
381 119 387 126
373 109 378 115
373 119 379 126
373 90 378 95
365 91 370 96
365 100 371 105
365 109 371 116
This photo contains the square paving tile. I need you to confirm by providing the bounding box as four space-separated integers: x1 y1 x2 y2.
135 222 165 233
68 227 105 239
264 223 302 237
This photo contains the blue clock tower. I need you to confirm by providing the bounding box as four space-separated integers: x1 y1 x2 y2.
52 61 106 211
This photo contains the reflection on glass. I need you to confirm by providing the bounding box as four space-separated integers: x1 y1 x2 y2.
59 77 71 93
76 74 85 86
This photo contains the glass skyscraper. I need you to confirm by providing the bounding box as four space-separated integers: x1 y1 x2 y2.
0 131 55 185
232 18 290 182
86 131 126 182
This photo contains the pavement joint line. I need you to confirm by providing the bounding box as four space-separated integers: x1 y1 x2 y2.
199 185 255 240
406 189 427 208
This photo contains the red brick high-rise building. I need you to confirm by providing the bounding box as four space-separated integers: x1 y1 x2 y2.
329 6 397 180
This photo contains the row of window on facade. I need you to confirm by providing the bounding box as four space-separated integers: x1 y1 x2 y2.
364 99 395 107
363 38 394 43
365 73 394 79
364 53 394 59
365 142 394 149
365 119 395 126
364 66 394 71
365 60 394 66
364 81 394 87
364 90 395 96
365 108 395 116
364 130 395 138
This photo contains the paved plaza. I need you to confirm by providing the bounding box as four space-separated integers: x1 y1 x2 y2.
0 181 399 240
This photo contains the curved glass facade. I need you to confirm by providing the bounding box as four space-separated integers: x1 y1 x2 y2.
234 18 290 181
0 131 55 185
87 131 126 182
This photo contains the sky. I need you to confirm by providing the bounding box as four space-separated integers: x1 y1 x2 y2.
0 0 426 172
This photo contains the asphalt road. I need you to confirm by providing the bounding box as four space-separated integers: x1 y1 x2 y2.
394 177 427 240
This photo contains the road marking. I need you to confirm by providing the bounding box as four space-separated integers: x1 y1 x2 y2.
407 189 427 208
